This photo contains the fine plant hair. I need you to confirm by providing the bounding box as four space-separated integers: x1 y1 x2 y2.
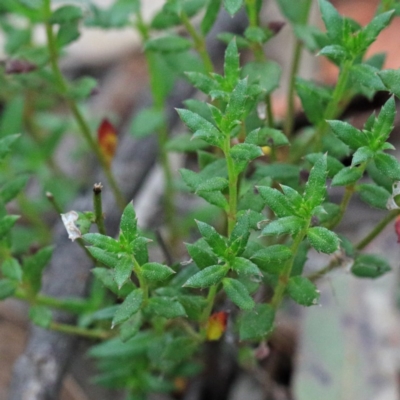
1 0 400 399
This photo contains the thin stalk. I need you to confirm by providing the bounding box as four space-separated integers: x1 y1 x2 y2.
180 11 214 74
308 209 400 281
314 59 353 149
327 184 355 229
223 135 238 235
15 288 89 314
50 321 113 340
43 0 125 210
270 224 309 310
355 209 400 250
93 183 106 235
199 283 219 337
283 0 313 138
136 12 179 242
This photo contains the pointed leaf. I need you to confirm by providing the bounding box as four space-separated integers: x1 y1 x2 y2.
287 276 319 306
356 183 390 209
239 304 275 340
303 154 327 210
224 0 243 17
374 152 400 180
351 254 391 278
223 278 255 310
224 38 240 87
331 166 363 186
307 227 339 254
196 220 227 256
262 216 305 236
115 256 133 289
183 265 228 288
258 186 295 218
112 289 143 327
119 202 137 242
251 245 292 274
328 120 367 150
141 262 175 282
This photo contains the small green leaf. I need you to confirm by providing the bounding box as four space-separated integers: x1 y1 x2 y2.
196 177 229 192
296 78 330 125
83 233 121 253
251 245 292 274
356 183 390 209
119 202 137 242
146 297 187 318
262 216 305 237
287 276 319 306
185 72 218 94
351 146 374 166
331 166 363 186
244 26 268 44
112 289 143 327
201 0 222 35
239 304 275 340
29 305 52 328
120 312 142 342
92 267 135 297
225 78 248 123
178 295 207 320
258 186 295 218
351 254 391 278
246 127 289 147
224 38 240 87
373 96 396 145
141 262 175 282
87 246 119 268
361 10 393 49
0 175 28 203
0 215 19 240
319 0 343 43
328 120 367 150
115 256 133 289
230 144 263 174
145 35 192 53
49 5 83 24
0 134 20 162
130 108 164 138
68 77 97 100
1 258 22 282
374 152 400 180
307 227 339 254
177 108 223 147
306 153 344 178
231 257 262 277
183 265 228 288
379 69 400 99
22 246 53 295
349 64 386 92
223 278 255 310
186 241 218 269
303 154 327 211
0 279 17 300
196 220 227 256
131 236 150 265
242 61 281 94
318 44 347 63
166 133 207 153
223 0 243 17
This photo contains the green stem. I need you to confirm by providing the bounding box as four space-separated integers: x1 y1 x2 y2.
132 256 149 303
314 59 352 149
223 135 238 235
308 209 400 281
50 321 112 340
180 11 214 74
93 183 106 235
283 0 313 138
136 13 179 242
199 283 219 337
43 0 125 210
15 288 90 314
327 184 355 229
355 209 400 250
270 223 309 310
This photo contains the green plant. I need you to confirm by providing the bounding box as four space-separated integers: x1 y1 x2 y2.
1 0 400 398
